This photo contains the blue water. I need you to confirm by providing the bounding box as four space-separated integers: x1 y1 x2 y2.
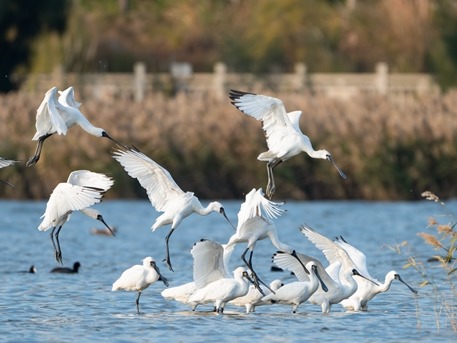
0 199 455 342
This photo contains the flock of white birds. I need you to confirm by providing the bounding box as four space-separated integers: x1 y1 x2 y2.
0 86 417 315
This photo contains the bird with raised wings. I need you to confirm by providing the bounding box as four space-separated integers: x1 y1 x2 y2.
112 148 234 272
229 89 346 199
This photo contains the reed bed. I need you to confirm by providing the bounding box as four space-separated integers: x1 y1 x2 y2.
1 89 457 200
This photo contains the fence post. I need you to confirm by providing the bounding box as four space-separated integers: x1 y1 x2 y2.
213 62 227 100
375 62 388 95
133 62 146 102
294 63 307 91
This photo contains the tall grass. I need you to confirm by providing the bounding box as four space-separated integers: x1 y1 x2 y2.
1 89 457 200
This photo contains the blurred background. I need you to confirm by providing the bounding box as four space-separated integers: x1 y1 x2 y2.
1 0 457 201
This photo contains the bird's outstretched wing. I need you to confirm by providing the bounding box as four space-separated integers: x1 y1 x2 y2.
237 188 285 227
33 87 67 139
191 239 229 289
334 237 372 280
58 86 82 109
67 170 114 192
229 89 301 140
0 158 16 169
300 224 354 268
38 183 106 231
113 148 185 212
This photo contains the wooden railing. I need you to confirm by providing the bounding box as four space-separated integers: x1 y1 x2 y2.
20 62 439 102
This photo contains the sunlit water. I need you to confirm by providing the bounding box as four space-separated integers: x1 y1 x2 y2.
0 199 456 342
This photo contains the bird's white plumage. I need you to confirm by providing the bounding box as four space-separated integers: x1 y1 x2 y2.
112 148 184 213
112 257 166 292
38 170 113 231
188 266 251 312
230 279 284 313
191 239 229 289
58 86 81 109
0 158 16 169
34 87 68 139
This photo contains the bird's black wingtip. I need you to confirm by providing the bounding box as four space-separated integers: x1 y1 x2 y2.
228 89 256 100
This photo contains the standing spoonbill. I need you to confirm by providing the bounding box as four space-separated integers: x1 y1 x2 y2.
188 266 253 313
112 257 169 314
27 86 127 167
334 236 417 311
162 239 232 311
0 158 16 187
229 89 346 199
230 279 284 313
224 188 302 294
38 170 115 264
112 147 234 272
296 224 378 313
261 261 326 313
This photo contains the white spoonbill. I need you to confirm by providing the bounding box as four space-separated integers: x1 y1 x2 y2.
229 89 346 199
229 279 284 313
38 170 114 264
113 147 234 272
296 224 378 313
112 257 169 314
161 239 231 310
261 261 326 313
224 188 301 293
334 236 417 311
188 266 253 313
0 158 16 187
27 86 127 166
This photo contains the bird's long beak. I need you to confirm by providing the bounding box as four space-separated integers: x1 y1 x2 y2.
291 250 309 274
243 271 255 285
312 265 328 292
152 261 169 287
103 132 130 150
220 208 236 231
0 179 14 187
396 274 418 294
97 214 116 237
327 155 347 179
353 269 379 286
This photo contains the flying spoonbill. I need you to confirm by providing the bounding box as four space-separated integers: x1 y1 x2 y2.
334 236 417 311
261 261 326 313
112 147 234 272
229 89 346 199
27 86 127 166
38 170 114 264
224 188 303 293
0 158 16 187
112 257 169 314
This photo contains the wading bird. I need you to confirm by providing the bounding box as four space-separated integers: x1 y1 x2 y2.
229 89 346 199
50 261 81 274
27 86 127 166
261 261 326 313
112 257 169 314
0 158 16 187
230 279 284 313
188 266 253 313
287 224 378 313
113 148 234 272
334 236 417 311
224 188 301 294
38 170 114 264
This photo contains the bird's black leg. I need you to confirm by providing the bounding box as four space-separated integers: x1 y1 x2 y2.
164 228 175 272
54 225 64 265
136 291 142 314
266 159 282 199
241 248 272 296
27 133 52 167
50 227 59 263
